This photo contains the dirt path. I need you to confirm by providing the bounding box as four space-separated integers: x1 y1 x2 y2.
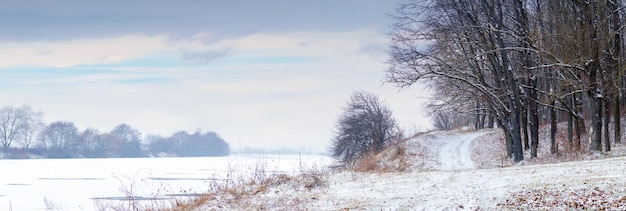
438 131 486 171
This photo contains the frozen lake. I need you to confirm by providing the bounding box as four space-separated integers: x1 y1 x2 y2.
0 154 333 210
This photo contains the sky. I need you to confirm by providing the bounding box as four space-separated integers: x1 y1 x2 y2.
0 0 432 153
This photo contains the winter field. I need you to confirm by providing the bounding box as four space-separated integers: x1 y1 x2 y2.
193 128 626 210
0 154 333 210
4 128 626 210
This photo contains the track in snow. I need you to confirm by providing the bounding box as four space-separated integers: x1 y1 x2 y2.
438 131 486 171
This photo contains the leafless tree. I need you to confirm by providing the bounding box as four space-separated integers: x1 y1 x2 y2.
386 0 529 162
330 91 401 166
0 105 44 151
38 121 79 158
110 124 143 157
386 0 626 162
18 109 44 149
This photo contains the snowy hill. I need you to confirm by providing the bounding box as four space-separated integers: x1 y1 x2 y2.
193 129 626 210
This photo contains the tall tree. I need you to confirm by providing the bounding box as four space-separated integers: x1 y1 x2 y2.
387 0 527 162
387 0 626 160
609 0 623 145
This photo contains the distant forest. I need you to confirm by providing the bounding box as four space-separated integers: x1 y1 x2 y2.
0 105 230 159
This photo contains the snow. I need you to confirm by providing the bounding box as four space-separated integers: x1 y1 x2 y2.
12 128 623 210
439 131 487 170
0 154 332 210
196 129 626 210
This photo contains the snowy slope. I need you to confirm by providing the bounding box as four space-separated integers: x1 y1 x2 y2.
195 129 626 210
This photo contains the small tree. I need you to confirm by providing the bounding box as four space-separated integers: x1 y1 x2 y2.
330 91 401 166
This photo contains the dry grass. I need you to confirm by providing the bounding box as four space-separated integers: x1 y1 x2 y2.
167 193 215 211
353 155 381 172
345 129 478 174
351 131 432 173
348 129 453 173
190 171 328 210
161 158 330 211
87 157 326 211
92 170 195 211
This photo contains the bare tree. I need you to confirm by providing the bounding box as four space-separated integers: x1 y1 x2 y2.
78 128 102 157
330 91 401 166
0 105 44 151
38 121 79 158
386 0 626 162
386 0 528 162
18 109 44 149
110 124 143 158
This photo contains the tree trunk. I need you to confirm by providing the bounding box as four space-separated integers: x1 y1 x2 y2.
510 111 524 162
604 97 611 151
567 88 574 147
615 95 621 143
496 0 523 163
550 100 557 154
588 42 604 152
609 0 622 144
521 101 529 151
528 78 539 158
500 118 513 158
575 92 585 151
487 108 495 129
589 68 603 152
589 70 603 152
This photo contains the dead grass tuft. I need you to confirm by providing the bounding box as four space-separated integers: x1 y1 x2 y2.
349 131 436 172
164 158 330 210
352 145 409 172
170 193 215 211
384 144 409 172
353 155 380 172
263 173 292 187
301 171 327 190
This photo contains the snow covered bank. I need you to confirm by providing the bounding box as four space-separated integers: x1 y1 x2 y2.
192 129 626 210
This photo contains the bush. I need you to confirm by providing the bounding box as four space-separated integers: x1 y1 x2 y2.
330 91 401 166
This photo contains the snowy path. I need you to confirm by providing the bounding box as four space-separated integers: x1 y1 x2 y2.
438 131 487 171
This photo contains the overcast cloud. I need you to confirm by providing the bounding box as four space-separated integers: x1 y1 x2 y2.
0 0 431 153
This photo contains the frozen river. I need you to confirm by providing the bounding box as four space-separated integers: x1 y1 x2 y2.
0 154 332 210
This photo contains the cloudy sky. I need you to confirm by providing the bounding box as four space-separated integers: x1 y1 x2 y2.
0 0 431 153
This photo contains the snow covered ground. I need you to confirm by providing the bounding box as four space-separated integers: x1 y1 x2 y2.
197 129 626 210
0 154 332 210
438 130 487 170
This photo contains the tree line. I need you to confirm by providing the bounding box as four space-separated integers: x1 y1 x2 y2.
0 105 230 159
386 0 626 162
